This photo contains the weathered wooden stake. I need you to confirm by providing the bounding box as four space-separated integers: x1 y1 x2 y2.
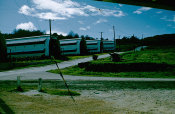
17 76 21 88
38 78 42 92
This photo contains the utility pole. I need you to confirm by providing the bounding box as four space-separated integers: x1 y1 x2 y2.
113 26 116 51
100 32 103 40
49 19 52 39
100 32 103 53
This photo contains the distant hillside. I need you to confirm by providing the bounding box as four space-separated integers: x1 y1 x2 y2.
143 34 175 46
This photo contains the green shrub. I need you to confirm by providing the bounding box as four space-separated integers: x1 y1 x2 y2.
84 62 171 72
78 62 90 68
80 37 87 55
92 54 98 60
110 53 121 62
0 32 7 62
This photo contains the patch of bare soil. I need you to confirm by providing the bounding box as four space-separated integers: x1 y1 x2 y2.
0 91 131 114
80 89 175 114
1 89 175 114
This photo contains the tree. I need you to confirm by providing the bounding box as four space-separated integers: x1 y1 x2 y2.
49 36 61 58
74 33 79 38
100 39 103 53
80 37 87 55
12 29 45 38
0 32 7 62
67 31 75 39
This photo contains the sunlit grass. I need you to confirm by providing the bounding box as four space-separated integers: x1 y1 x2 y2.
49 46 175 78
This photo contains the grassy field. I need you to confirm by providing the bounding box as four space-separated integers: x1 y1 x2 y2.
0 59 64 72
0 80 175 93
0 80 80 96
49 45 175 78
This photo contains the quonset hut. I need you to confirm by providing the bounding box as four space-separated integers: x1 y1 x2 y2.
60 38 81 55
103 40 115 51
6 35 50 57
86 40 101 53
6 35 115 57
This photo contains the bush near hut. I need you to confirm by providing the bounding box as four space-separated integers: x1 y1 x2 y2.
92 54 98 60
79 62 172 72
0 32 7 62
80 37 88 55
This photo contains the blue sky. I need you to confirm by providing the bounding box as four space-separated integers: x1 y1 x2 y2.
0 0 175 40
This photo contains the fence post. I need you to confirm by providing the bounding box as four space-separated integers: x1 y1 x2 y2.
38 78 42 92
17 76 21 89
16 76 23 91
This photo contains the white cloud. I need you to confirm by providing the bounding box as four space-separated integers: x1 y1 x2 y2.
46 30 67 36
84 5 125 17
36 12 66 20
79 26 90 31
133 7 152 14
18 0 125 20
156 11 162 14
16 22 37 31
161 15 175 22
167 24 172 27
78 21 84 24
94 19 108 24
118 4 123 7
18 5 35 15
168 15 175 22
160 16 167 20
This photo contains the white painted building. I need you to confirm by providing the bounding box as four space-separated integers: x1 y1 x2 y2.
6 35 50 57
103 40 115 51
60 38 81 55
86 40 101 53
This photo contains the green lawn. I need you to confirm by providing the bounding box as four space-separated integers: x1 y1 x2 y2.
49 45 175 78
0 59 64 72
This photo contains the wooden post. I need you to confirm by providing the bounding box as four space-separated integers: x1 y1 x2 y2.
38 78 42 92
16 76 23 91
17 76 21 89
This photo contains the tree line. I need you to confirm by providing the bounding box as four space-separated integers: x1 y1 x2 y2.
116 34 175 46
2 29 95 40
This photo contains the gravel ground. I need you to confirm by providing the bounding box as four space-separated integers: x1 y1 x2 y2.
2 88 174 113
